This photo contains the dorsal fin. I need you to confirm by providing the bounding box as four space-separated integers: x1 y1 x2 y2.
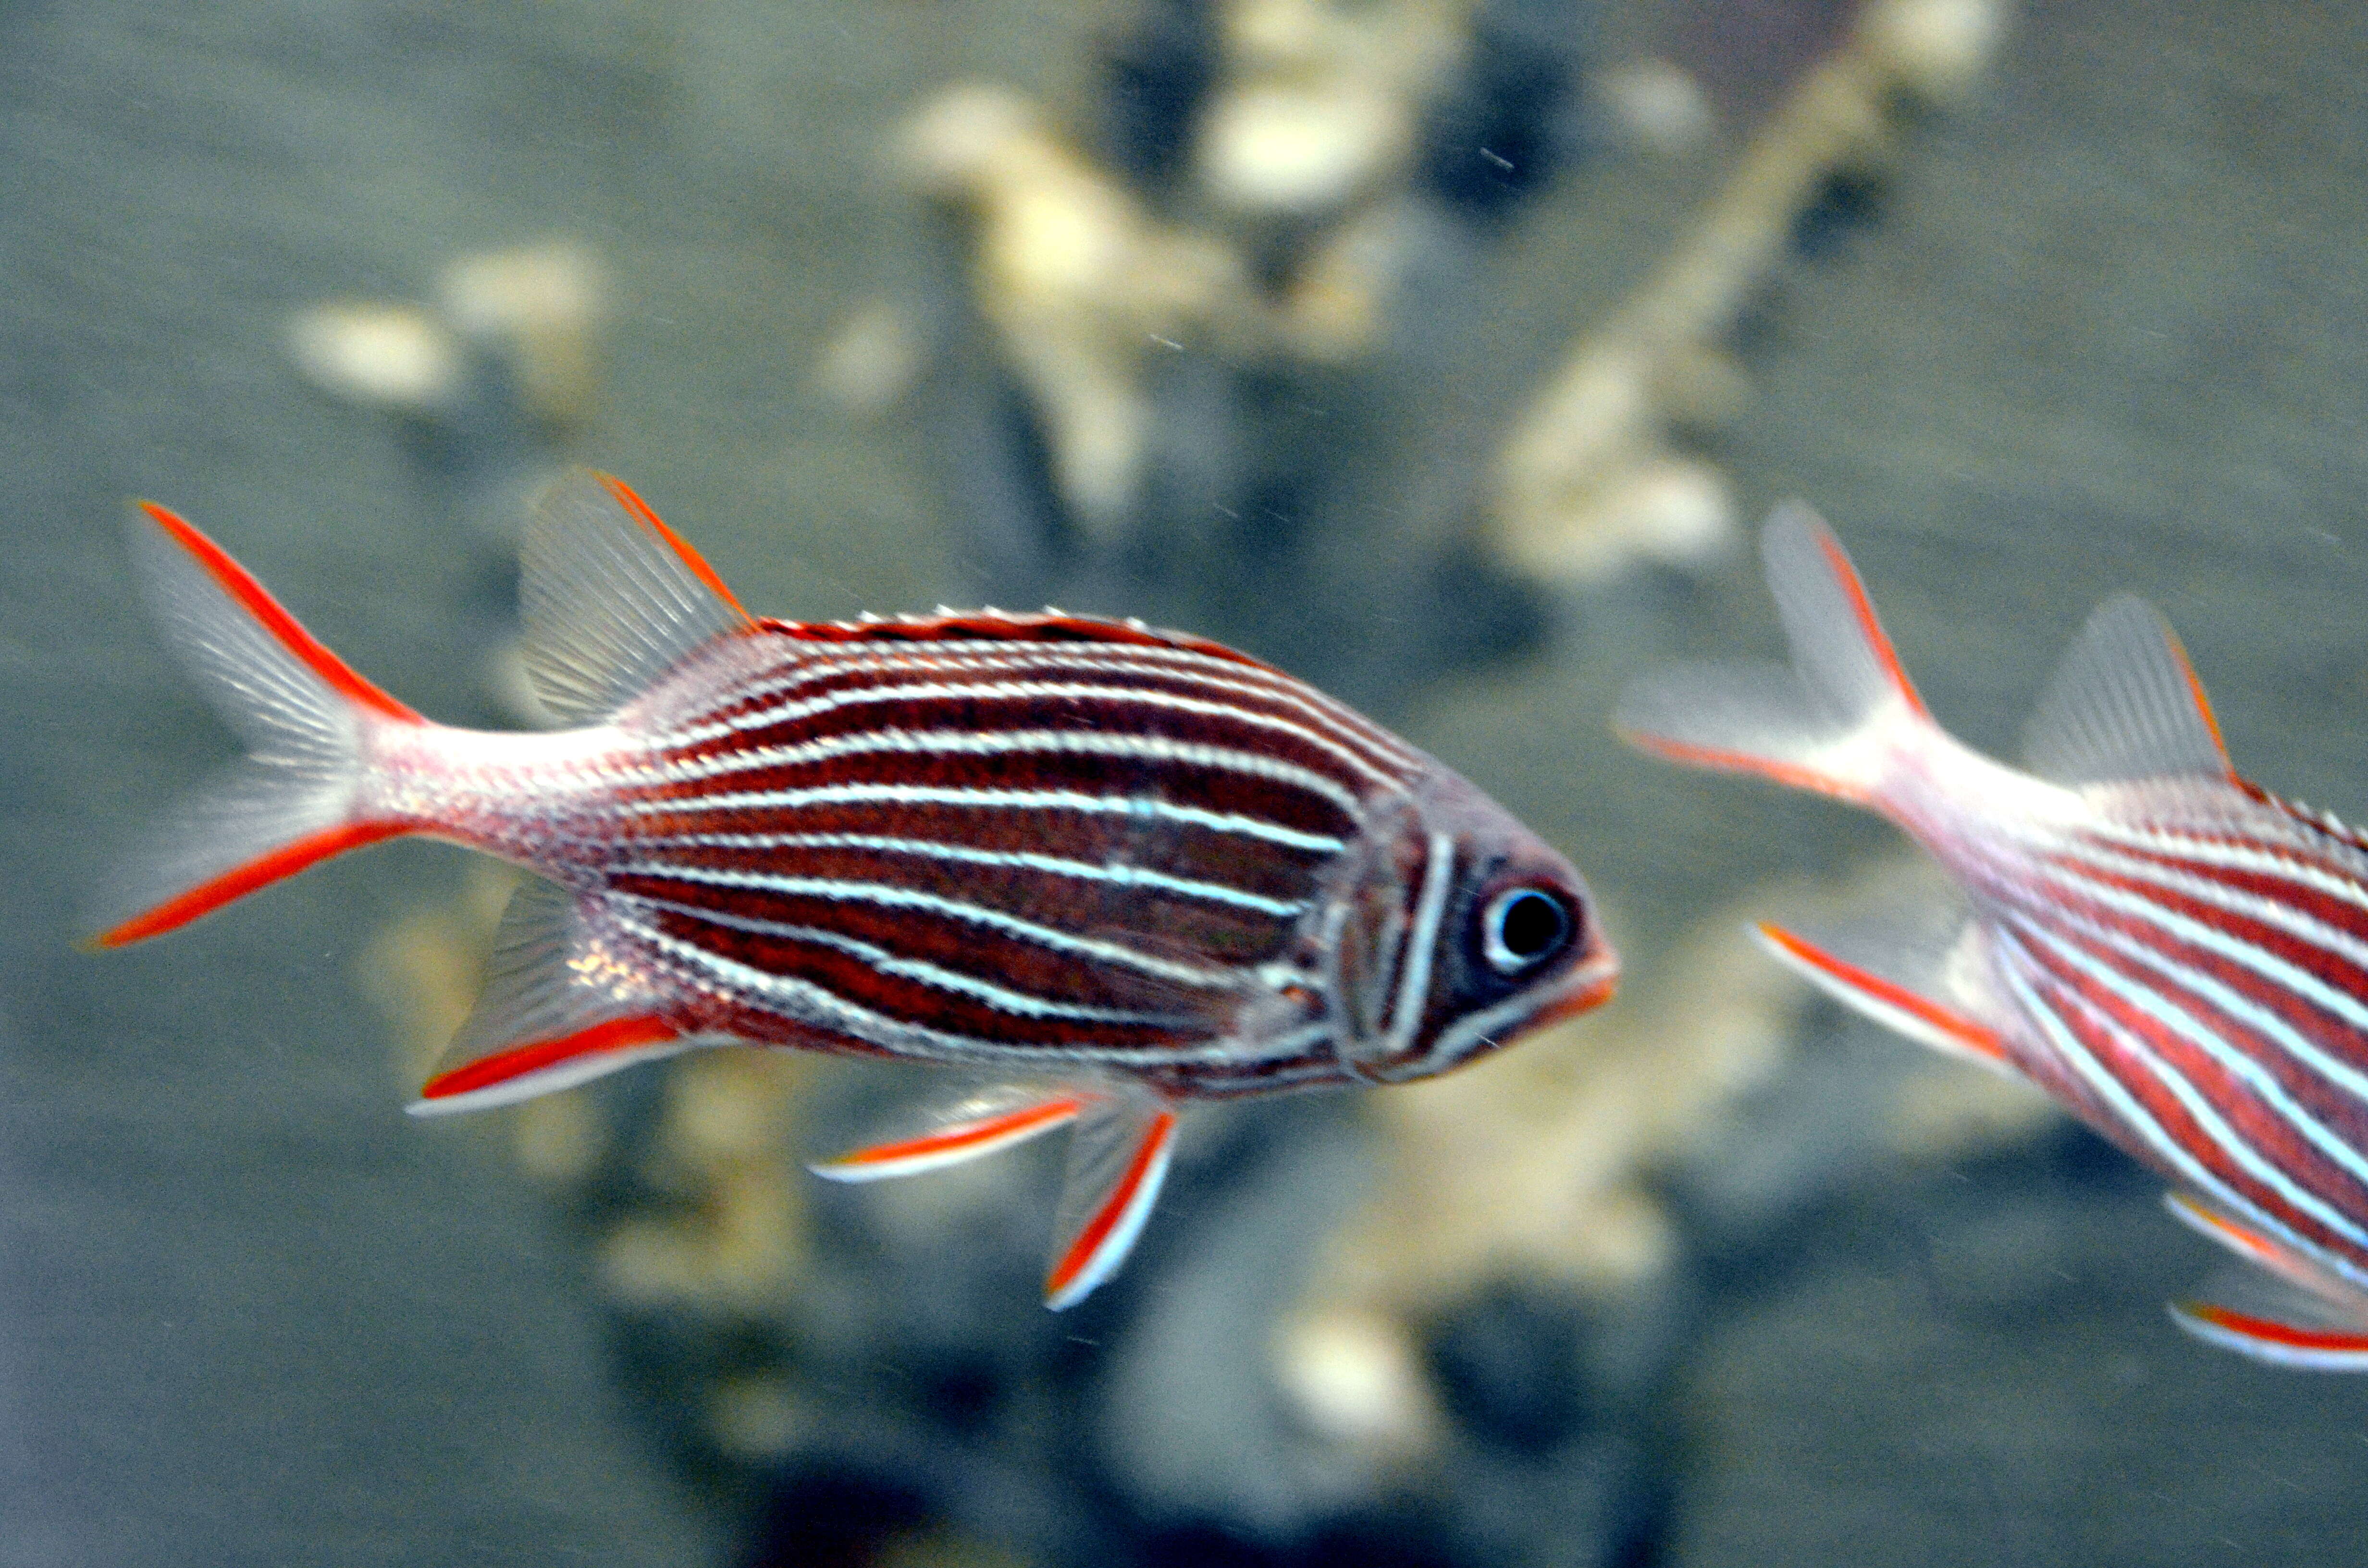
768 609 1283 672
520 471 759 724
2020 595 2235 786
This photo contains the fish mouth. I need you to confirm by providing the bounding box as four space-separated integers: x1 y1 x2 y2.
1349 951 1621 1085
1531 956 1620 1029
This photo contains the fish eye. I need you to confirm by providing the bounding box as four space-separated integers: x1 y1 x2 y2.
1478 886 1577 976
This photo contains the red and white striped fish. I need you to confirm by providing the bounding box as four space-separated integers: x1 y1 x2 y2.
99 471 1617 1308
1618 503 2368 1370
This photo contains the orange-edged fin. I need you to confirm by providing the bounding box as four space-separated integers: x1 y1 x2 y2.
2168 1301 2368 1372
595 474 750 617
2161 1192 2368 1371
2019 596 2237 786
1614 503 1928 806
1755 918 2011 1068
408 877 694 1115
94 821 410 949
517 471 762 724
136 502 423 725
1044 1097 1179 1311
412 1015 686 1113
811 1089 1088 1182
92 504 422 946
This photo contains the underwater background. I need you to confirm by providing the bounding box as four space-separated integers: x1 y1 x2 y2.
5 0 2368 1563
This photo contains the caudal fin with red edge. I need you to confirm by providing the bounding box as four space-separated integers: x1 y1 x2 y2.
1614 502 1929 805
91 503 423 947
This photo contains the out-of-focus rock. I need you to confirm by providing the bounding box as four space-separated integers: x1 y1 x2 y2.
813 298 928 416
904 83 1256 540
438 239 608 433
284 303 469 417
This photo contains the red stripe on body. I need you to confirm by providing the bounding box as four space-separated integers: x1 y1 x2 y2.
2046 853 2368 1129
95 820 411 948
2006 914 2368 1270
418 1014 679 1102
136 502 422 725
634 895 1221 1052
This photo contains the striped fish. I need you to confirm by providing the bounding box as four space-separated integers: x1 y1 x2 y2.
1617 503 2368 1369
98 471 1616 1308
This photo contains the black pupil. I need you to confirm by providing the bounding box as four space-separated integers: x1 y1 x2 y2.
1496 890 1569 963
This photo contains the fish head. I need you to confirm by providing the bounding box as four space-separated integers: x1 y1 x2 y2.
1330 771 1616 1085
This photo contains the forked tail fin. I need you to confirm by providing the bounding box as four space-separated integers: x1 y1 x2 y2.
90 503 425 947
1614 502 1930 805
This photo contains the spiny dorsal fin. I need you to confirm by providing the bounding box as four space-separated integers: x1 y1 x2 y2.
2020 595 2234 786
770 609 1282 673
520 471 759 724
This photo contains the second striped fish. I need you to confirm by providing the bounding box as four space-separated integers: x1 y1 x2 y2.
1618 504 2368 1369
98 471 1618 1309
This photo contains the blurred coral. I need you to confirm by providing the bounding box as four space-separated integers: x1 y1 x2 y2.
1491 0 2009 586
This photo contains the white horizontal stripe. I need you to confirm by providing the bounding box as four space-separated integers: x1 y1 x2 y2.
625 912 1335 1068
628 865 1251 990
1992 928 2255 1216
2034 857 2368 1107
631 830 1309 918
2054 834 2368 985
2084 820 2368 923
630 725 1369 822
2032 906 2368 1206
2012 920 2368 1261
617 781 1349 854
640 901 1185 1025
656 674 1418 787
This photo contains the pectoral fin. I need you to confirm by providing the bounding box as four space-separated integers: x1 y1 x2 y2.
2163 1192 2368 1371
410 876 691 1114
1753 915 2011 1069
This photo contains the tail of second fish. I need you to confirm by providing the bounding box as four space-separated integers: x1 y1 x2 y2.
90 503 427 948
1613 502 1932 805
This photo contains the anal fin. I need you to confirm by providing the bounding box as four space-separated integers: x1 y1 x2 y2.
409 875 692 1115
2163 1192 2368 1371
1754 914 2010 1069
1044 1093 1179 1311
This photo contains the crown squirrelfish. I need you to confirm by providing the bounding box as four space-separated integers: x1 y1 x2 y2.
1618 503 2368 1369
98 471 1617 1309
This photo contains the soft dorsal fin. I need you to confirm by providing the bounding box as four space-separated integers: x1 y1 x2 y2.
2020 595 2235 786
772 608 1283 672
520 471 759 724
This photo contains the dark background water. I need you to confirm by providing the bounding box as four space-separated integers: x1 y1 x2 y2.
4 1 2367 1564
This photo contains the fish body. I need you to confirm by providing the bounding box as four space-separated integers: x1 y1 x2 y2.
102 472 1616 1307
1619 504 2368 1368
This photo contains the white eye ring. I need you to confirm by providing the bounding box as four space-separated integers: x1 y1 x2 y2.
1480 887 1573 975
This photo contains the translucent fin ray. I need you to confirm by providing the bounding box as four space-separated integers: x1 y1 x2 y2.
2020 595 2235 785
409 876 690 1114
1615 503 1925 804
519 471 759 723
1044 1094 1178 1311
92 504 420 946
810 1086 1087 1182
